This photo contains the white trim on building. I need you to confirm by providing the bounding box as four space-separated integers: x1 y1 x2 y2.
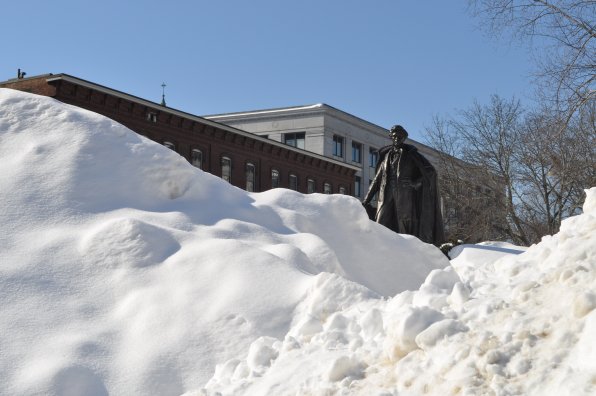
205 103 443 198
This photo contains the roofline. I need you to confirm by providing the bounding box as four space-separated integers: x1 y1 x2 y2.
204 101 473 168
0 73 55 84
205 103 326 118
38 74 360 171
205 103 389 135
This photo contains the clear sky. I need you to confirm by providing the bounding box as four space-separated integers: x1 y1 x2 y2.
1 0 535 142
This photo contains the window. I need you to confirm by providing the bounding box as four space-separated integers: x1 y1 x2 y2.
246 163 255 192
339 186 346 195
271 169 280 188
333 135 344 157
283 132 305 149
146 112 157 123
369 148 379 168
323 182 332 194
289 174 298 191
163 141 176 151
354 176 361 197
352 141 362 163
307 178 316 194
191 149 202 169
221 156 232 183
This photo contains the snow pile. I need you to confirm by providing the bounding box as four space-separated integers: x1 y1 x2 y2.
201 188 596 396
0 89 447 395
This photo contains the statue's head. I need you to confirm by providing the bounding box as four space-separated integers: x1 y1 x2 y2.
389 125 408 146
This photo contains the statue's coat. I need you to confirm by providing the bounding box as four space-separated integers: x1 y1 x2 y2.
363 144 444 245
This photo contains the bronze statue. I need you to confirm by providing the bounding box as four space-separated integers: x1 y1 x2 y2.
362 125 444 245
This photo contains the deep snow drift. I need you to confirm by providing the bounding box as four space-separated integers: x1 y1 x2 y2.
3 89 595 396
0 89 448 395
198 193 596 395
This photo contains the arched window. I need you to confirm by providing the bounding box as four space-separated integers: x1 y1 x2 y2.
289 174 298 191
246 162 255 192
221 156 232 183
271 169 280 188
191 149 203 169
163 141 176 151
307 178 316 194
339 186 347 195
323 182 332 194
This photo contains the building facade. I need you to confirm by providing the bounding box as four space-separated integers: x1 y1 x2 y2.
1 74 359 195
205 104 443 199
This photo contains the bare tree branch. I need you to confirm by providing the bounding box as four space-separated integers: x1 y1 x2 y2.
468 0 595 122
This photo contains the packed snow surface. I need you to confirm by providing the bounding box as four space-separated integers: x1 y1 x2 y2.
0 89 448 395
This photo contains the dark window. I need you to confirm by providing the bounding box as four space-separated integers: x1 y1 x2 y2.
333 135 344 157
307 178 316 194
246 163 255 192
324 182 332 194
369 148 379 168
221 156 232 183
289 174 298 191
163 141 176 151
271 169 280 188
352 141 362 163
354 176 361 197
147 112 157 123
191 149 202 169
283 132 305 149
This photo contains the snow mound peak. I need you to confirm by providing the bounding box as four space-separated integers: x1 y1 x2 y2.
0 89 447 395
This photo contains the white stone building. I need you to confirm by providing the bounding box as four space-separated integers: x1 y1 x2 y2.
205 103 442 199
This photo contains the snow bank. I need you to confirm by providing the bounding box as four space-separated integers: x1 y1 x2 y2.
0 89 447 395
201 188 596 395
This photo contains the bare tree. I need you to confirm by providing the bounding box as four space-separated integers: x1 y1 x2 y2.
468 0 595 122
425 104 512 244
426 94 594 245
451 95 529 243
516 110 578 236
562 99 596 206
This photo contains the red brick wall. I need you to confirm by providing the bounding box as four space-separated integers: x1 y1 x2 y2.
0 76 57 97
1 76 355 194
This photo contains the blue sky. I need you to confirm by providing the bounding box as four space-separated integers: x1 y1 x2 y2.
2 0 535 142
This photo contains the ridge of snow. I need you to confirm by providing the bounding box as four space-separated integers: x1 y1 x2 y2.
0 88 447 395
200 189 596 395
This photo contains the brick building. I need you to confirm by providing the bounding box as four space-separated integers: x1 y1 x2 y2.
0 73 359 194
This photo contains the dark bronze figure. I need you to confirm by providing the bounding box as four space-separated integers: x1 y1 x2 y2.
362 125 444 245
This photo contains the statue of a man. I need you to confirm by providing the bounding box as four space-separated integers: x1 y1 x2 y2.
362 125 444 245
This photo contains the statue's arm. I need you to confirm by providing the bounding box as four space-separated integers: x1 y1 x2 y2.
362 166 382 206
